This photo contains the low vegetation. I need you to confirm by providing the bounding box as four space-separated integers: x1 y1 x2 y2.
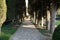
52 25 60 40
37 28 51 36
0 23 18 40
56 20 60 26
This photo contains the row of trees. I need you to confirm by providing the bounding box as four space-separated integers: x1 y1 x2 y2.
29 0 57 33
0 0 59 34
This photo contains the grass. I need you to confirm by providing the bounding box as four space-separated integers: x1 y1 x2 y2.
56 20 60 26
0 23 18 40
37 28 51 36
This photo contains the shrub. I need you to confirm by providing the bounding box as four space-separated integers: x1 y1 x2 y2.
52 25 60 40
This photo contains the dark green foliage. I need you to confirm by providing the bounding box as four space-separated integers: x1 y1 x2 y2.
6 0 16 21
6 0 25 23
52 25 60 40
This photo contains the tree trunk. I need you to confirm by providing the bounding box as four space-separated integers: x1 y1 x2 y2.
34 11 36 23
50 3 57 33
41 17 44 27
46 10 50 30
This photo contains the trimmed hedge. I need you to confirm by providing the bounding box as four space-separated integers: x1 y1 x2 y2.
0 0 7 33
52 25 60 40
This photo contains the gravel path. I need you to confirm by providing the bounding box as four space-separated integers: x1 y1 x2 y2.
9 21 48 40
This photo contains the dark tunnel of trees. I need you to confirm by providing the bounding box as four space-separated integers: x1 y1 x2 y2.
0 0 60 35
2 0 60 25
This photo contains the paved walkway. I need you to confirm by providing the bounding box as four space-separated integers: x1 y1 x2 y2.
9 21 49 40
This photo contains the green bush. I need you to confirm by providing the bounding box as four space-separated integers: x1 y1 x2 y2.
52 25 60 40
0 23 17 40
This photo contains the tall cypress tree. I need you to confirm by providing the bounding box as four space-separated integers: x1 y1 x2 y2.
0 0 7 34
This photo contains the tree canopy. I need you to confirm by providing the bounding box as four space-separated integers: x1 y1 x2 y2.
0 0 7 33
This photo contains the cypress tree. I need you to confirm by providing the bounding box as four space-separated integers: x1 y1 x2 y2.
0 0 7 34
